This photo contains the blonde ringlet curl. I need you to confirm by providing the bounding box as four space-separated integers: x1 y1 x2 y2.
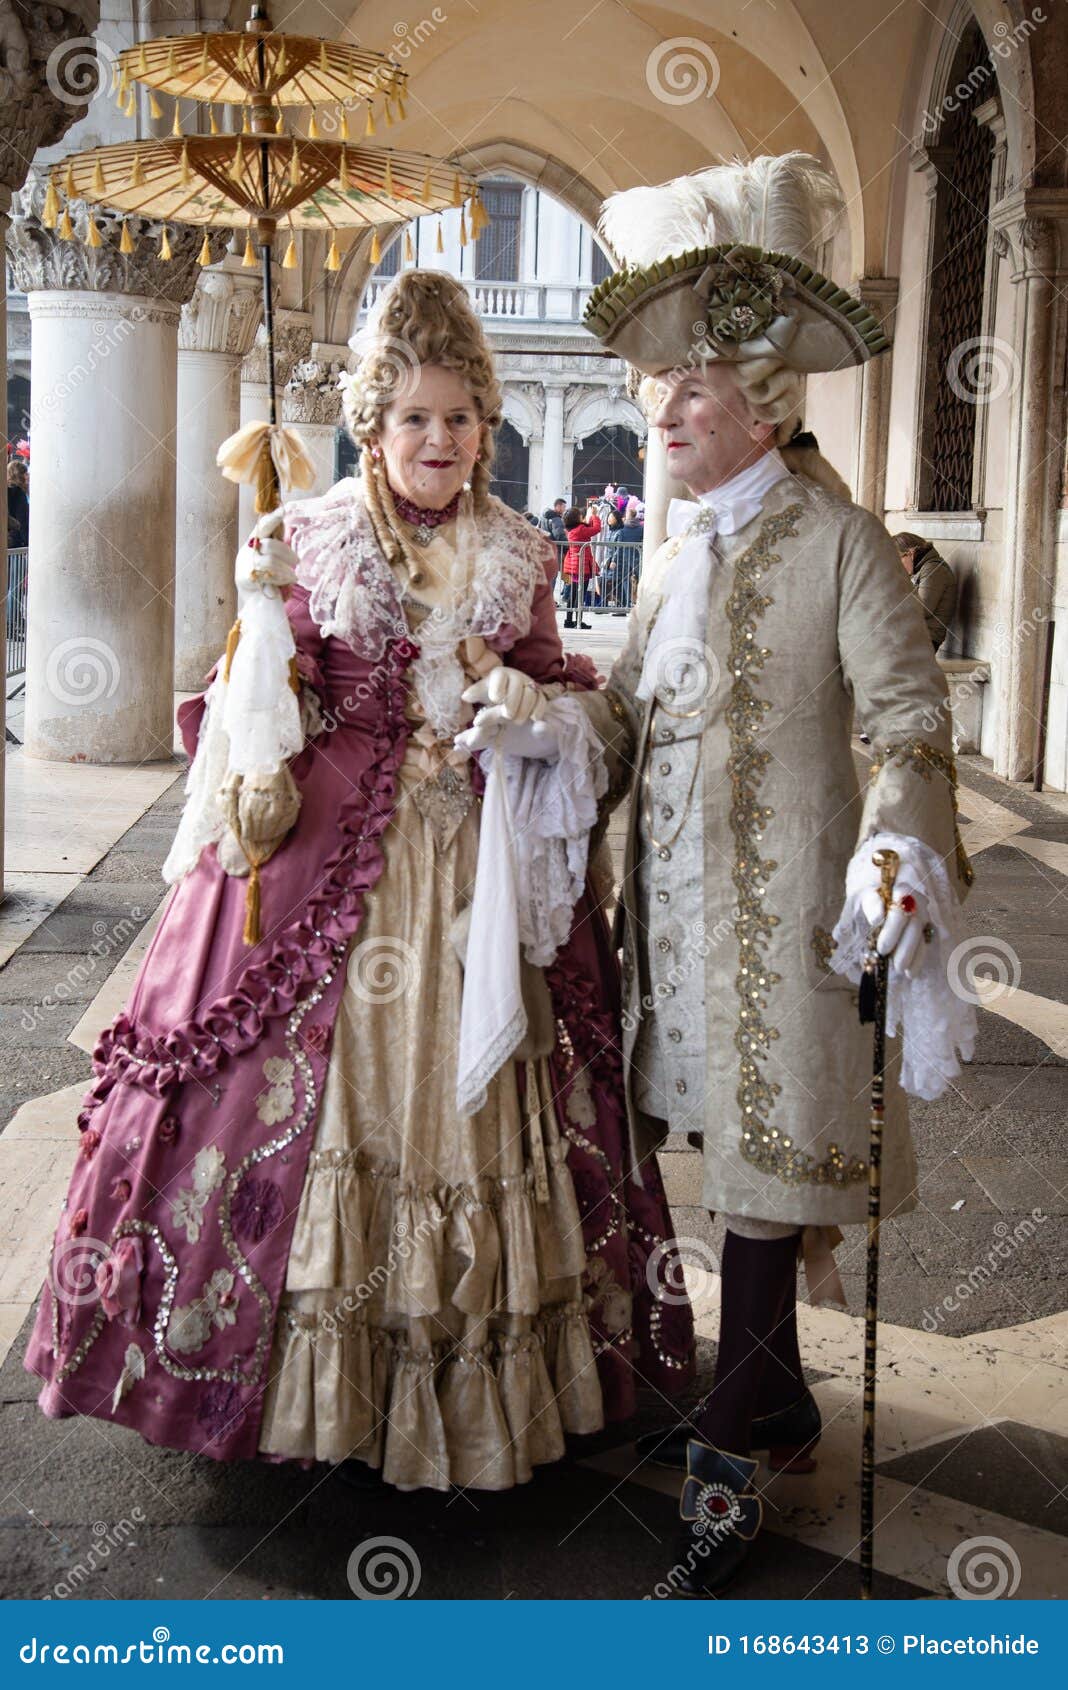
344 268 502 510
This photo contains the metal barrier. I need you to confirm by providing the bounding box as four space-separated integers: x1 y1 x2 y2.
547 536 643 616
5 548 28 678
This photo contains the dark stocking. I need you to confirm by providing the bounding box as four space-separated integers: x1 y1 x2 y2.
690 1228 800 1454
755 1273 806 1417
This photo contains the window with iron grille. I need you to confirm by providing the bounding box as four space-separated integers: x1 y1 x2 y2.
474 180 523 281
373 237 401 278
591 240 613 284
918 20 995 512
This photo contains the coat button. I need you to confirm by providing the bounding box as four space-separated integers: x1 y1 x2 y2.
668 1027 682 1043
657 890 669 904
675 1078 687 1095
661 804 674 819
659 762 672 775
657 937 672 952
658 847 671 861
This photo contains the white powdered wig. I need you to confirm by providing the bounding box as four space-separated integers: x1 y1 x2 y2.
599 152 844 270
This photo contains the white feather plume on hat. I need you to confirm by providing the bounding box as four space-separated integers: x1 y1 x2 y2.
598 152 844 268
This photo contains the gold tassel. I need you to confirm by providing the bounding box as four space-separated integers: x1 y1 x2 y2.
127 154 145 188
242 106 251 133
289 143 300 188
382 156 394 196
222 617 241 681
92 157 105 195
197 230 212 265
450 170 463 207
148 90 162 120
282 233 298 268
243 862 262 946
383 95 394 127
209 104 220 135
319 39 328 73
199 38 209 75
42 178 59 228
159 226 173 261
229 138 245 182
395 91 408 121
85 216 102 248
404 228 414 263
64 160 76 197
180 140 191 186
171 100 182 137
324 234 341 271
116 73 128 111
167 42 176 74
125 88 136 118
237 39 249 76
59 206 74 241
435 217 444 254
340 108 350 141
242 230 257 267
339 147 350 190
274 108 284 134
459 208 468 247
119 219 135 255
364 102 375 137
308 112 320 140
136 42 147 75
370 228 381 264
276 43 288 78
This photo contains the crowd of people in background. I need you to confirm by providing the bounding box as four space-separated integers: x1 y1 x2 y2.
521 482 646 625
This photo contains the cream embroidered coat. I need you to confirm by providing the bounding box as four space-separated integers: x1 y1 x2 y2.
587 472 972 1227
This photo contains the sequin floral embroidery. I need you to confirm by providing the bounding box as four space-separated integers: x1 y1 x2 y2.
256 1056 296 1125
165 1268 239 1355
168 1145 226 1245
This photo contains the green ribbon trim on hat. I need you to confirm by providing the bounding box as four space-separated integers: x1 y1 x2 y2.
583 241 889 359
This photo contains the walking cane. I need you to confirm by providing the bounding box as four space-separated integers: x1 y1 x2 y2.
857 845 899 1599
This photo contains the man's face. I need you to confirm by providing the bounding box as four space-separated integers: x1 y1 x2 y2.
553 500 565 514
651 364 774 495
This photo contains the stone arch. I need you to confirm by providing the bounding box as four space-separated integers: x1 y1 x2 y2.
567 387 646 446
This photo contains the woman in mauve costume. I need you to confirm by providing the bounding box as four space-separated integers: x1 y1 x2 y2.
25 271 693 1490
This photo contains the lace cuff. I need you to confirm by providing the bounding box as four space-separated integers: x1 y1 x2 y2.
830 830 977 1100
492 694 609 968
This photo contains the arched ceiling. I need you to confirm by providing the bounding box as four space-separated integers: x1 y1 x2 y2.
235 0 1044 295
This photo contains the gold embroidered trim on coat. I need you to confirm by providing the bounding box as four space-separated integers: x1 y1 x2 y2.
868 739 974 889
811 926 837 974
728 505 867 1189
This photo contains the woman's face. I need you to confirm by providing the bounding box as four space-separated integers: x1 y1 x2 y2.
374 364 483 510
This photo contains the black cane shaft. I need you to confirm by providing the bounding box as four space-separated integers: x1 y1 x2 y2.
860 953 889 1598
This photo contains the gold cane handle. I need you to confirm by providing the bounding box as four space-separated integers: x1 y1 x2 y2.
871 847 900 915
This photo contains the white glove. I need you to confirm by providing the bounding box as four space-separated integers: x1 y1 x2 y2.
461 666 547 725
855 850 930 977
455 713 559 760
235 509 298 595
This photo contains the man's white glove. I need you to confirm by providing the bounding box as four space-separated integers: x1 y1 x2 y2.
854 849 930 977
457 667 558 758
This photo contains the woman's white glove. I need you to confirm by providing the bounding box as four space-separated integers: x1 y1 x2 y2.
852 848 931 977
457 668 558 758
235 511 299 594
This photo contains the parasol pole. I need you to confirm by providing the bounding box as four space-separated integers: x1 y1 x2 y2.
252 16 281 516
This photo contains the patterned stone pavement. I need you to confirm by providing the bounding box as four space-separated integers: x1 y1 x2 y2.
0 613 1065 1600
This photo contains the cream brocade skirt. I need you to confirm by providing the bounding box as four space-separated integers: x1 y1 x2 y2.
257 751 605 1489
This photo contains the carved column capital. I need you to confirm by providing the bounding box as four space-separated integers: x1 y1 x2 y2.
0 3 102 200
281 344 352 427
241 310 314 387
179 265 262 357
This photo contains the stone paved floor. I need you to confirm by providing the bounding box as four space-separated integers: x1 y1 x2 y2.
0 612 1066 1600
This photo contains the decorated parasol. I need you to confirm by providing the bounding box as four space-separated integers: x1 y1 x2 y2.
46 4 488 943
41 2 486 511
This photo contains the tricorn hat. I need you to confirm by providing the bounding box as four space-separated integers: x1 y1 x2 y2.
584 153 888 378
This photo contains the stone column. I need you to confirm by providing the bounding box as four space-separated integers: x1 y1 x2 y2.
8 191 227 763
238 311 313 535
852 278 898 517
990 195 1068 783
540 384 566 509
0 2 105 901
282 344 352 499
175 268 261 686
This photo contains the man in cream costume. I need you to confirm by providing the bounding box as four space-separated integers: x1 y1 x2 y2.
464 153 976 1593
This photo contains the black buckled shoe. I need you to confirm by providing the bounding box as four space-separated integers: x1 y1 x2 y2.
672 1441 763 1596
635 1388 821 1473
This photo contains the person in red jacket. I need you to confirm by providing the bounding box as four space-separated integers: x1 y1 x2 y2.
562 503 600 629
